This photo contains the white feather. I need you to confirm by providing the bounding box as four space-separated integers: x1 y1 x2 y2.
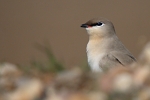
86 40 106 72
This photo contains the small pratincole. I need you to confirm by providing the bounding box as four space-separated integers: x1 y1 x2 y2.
81 18 136 72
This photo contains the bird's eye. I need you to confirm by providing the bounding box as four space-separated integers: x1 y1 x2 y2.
96 22 103 26
90 22 103 27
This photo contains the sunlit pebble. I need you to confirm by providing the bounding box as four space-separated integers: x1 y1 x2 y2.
45 92 64 100
112 73 133 93
99 67 131 92
87 91 108 100
137 87 150 100
68 93 89 100
46 86 71 100
139 42 150 64
0 62 19 75
6 79 43 100
133 66 150 86
99 74 113 92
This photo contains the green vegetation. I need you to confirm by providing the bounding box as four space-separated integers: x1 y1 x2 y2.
18 43 65 74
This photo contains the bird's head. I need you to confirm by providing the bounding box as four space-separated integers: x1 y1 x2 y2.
81 18 116 38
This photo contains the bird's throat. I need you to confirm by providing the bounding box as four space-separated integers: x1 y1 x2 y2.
89 34 103 41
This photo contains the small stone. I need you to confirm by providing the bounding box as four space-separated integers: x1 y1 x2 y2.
0 62 19 76
112 73 133 93
6 79 43 100
133 66 150 86
87 91 107 100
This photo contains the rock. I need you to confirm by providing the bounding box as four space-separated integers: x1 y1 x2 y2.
112 72 134 93
0 62 19 76
133 66 150 86
137 87 150 100
87 91 108 100
6 79 43 100
139 42 150 65
68 93 89 100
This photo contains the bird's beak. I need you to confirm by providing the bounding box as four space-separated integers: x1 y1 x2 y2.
80 24 88 28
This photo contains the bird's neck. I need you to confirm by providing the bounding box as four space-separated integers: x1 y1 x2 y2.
89 34 103 41
87 34 115 52
87 35 104 52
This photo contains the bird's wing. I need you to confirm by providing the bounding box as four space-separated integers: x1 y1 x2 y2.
107 51 136 66
99 52 135 71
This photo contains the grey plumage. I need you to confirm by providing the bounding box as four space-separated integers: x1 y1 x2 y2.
81 18 136 72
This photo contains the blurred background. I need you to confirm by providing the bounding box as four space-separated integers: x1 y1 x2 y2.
0 0 150 67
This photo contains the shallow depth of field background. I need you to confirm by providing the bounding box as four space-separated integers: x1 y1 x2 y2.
0 1 150 67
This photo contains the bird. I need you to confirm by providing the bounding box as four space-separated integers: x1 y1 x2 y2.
80 18 136 72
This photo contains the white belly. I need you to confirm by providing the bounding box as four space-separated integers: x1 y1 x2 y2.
87 51 105 72
86 39 106 72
